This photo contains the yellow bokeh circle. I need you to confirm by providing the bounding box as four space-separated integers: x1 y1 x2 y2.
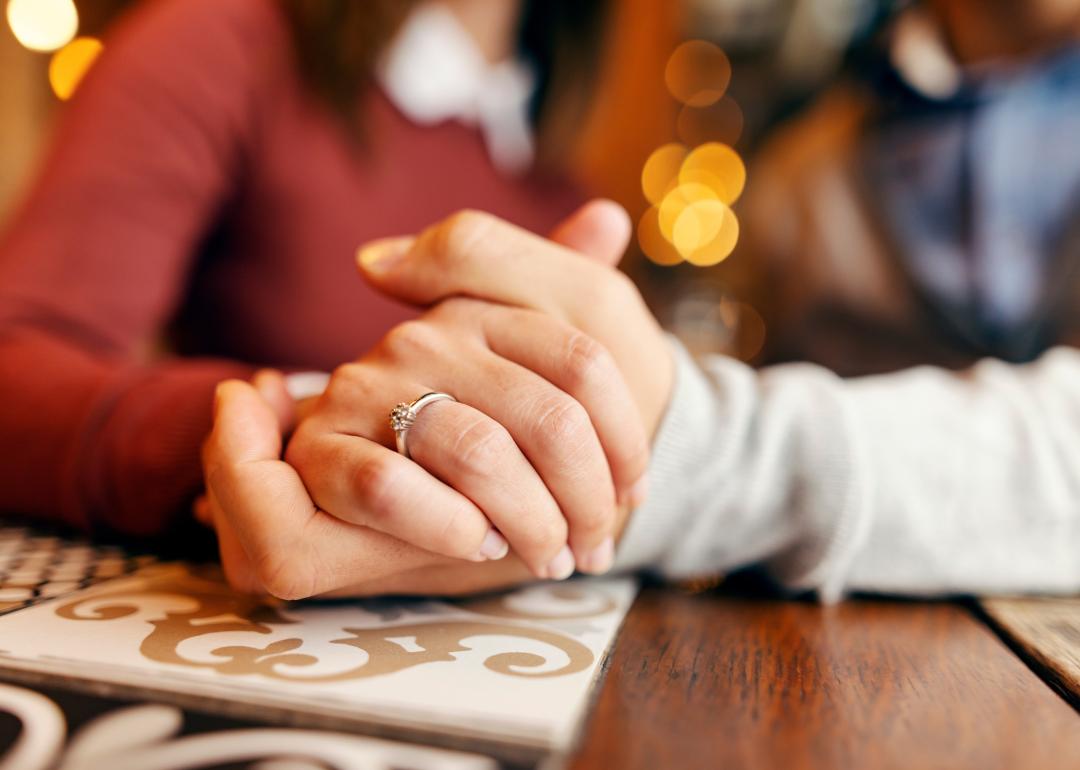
49 37 103 101
6 0 78 52
672 200 722 256
637 206 683 266
679 143 746 205
664 39 731 108
658 182 718 242
641 143 688 206
672 199 739 266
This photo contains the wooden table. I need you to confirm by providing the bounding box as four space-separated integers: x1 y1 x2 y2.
570 586 1080 770
2 552 1078 769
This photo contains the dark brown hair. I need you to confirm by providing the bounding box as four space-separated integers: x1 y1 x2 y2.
278 0 611 159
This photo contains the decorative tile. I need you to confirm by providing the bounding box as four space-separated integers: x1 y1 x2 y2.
0 525 153 616
0 562 636 760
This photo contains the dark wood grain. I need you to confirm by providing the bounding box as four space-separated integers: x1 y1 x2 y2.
570 588 1080 770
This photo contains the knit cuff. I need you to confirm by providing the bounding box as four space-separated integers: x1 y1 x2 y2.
613 336 715 576
73 359 253 537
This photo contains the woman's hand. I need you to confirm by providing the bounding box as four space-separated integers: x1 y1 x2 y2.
284 296 649 580
199 370 533 598
201 301 650 597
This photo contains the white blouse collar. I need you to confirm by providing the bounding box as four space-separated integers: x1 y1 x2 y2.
378 3 536 174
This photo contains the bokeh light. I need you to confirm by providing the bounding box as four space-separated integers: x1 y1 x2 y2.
6 0 79 53
638 41 746 269
672 199 739 266
637 206 683 266
658 182 718 242
641 143 688 205
679 142 746 205
49 37 103 100
641 146 745 267
672 199 723 257
664 40 731 107
677 97 744 147
671 289 766 361
672 289 725 354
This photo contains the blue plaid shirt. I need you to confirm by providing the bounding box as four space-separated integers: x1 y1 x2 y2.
860 42 1080 360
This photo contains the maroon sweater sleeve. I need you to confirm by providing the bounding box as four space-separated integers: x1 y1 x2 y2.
0 0 280 535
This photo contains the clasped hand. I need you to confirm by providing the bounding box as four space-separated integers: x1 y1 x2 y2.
199 201 673 598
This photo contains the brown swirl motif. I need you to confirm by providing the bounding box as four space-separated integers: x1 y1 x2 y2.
54 570 594 682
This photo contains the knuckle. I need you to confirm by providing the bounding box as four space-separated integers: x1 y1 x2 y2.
380 319 441 361
572 503 614 539
519 514 569 560
432 209 493 266
533 395 593 454
330 361 363 385
561 331 613 393
352 453 405 522
254 551 315 601
449 416 515 476
323 362 367 405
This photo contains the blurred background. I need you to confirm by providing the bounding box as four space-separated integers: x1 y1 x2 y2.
3 0 1078 370
1 0 885 356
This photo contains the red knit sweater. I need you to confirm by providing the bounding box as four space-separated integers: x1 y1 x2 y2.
0 0 580 536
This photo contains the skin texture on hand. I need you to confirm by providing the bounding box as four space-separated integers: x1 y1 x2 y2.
285 296 647 577
200 369 642 599
358 201 674 445
201 201 673 599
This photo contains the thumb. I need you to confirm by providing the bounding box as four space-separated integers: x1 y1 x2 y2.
548 199 632 267
208 379 286 469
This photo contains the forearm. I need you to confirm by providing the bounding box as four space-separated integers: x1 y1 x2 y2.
0 327 250 535
617 337 1080 598
842 350 1080 595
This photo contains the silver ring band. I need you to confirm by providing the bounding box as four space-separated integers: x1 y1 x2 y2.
389 392 457 459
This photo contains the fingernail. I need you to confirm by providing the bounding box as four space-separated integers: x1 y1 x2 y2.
357 236 413 274
627 473 650 509
544 545 576 581
577 536 614 575
478 529 509 561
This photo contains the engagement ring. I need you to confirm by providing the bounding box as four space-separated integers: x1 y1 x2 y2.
389 392 457 458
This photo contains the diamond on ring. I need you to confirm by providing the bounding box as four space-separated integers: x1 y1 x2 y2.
389 392 457 458
389 403 415 432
